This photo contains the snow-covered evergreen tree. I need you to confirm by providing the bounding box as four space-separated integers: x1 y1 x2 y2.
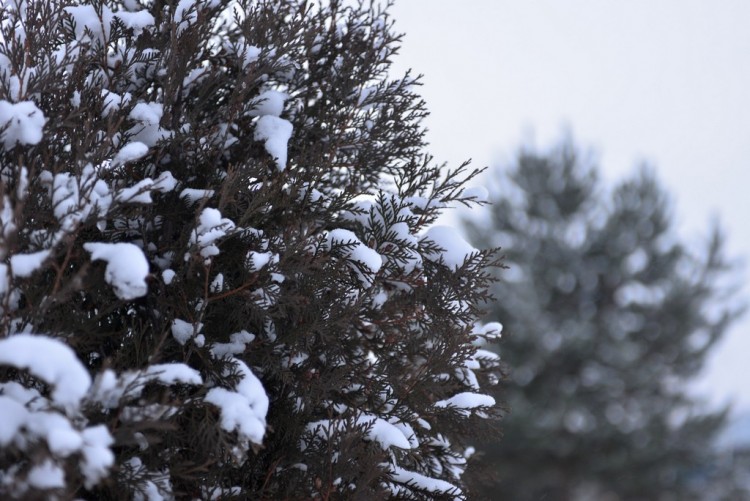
464 141 744 500
0 0 502 498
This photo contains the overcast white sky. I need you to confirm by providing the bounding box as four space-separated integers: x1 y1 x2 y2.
389 0 750 415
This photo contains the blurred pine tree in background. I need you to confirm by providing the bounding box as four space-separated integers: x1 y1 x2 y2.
463 140 747 500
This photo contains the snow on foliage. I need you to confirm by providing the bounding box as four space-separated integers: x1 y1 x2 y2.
0 101 46 148
0 335 117 494
210 330 256 358
248 89 287 117
388 465 464 499
325 228 382 287
305 413 412 451
64 4 112 43
0 334 91 408
0 0 501 497
253 115 293 170
84 242 149 300
179 187 215 205
424 225 478 270
128 102 172 147
435 392 497 415
188 207 236 262
112 141 149 168
204 358 269 447
10 249 50 277
171 318 202 346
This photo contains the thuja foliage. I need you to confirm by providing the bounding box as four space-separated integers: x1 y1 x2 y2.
0 0 503 498
464 141 745 500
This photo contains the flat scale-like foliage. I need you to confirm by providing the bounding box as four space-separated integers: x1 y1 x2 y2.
0 0 502 498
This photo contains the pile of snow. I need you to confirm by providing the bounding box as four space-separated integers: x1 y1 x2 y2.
0 335 116 491
388 465 464 499
188 208 236 263
114 171 177 204
180 188 215 205
223 37 261 69
0 334 91 408
460 185 489 203
90 362 203 408
342 194 422 276
112 142 149 167
248 90 287 117
10 250 51 277
0 100 46 149
101 90 132 116
66 4 154 43
211 330 256 358
246 251 277 272
171 318 204 347
84 242 149 300
435 392 496 417
204 358 269 448
114 9 155 35
50 166 112 232
128 101 171 147
423 226 477 270
65 5 113 43
254 116 293 171
305 414 412 451
325 228 382 287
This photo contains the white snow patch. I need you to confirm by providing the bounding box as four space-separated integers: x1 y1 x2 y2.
80 425 115 488
171 318 202 346
51 166 113 232
210 273 224 292
128 102 170 147
129 102 161 124
389 465 464 498
472 321 503 342
179 188 214 205
90 363 202 409
0 100 46 149
116 178 155 204
101 90 132 116
188 208 235 262
360 415 411 449
10 249 50 277
241 45 261 68
84 243 149 300
183 67 208 89
16 166 29 199
112 141 148 167
153 171 178 192
205 358 268 446
145 363 202 386
28 460 65 489
254 115 293 171
248 90 287 117
0 334 91 408
424 226 477 270
210 330 255 358
305 414 412 451
246 251 276 272
64 5 112 43
174 0 200 34
461 185 489 203
0 396 29 445
162 269 175 284
114 10 155 35
326 228 382 287
435 392 496 413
